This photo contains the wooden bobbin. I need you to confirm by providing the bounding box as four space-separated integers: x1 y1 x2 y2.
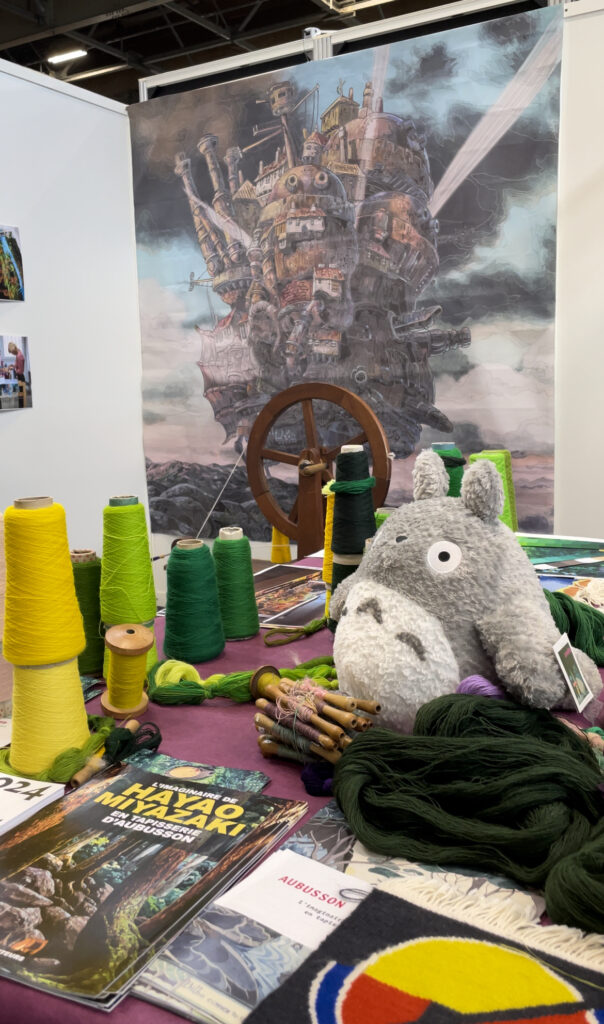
13 496 53 509
70 549 97 564
109 495 138 507
250 666 344 742
101 623 153 720
176 539 204 550
70 719 140 787
219 526 243 541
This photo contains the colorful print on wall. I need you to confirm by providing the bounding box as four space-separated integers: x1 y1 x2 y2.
129 6 562 540
0 336 32 411
0 226 24 301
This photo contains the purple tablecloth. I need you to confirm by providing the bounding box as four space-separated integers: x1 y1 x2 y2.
3 617 604 1022
1 622 335 1024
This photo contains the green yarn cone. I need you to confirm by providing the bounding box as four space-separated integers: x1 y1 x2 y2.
469 450 518 530
432 443 464 497
212 529 259 640
164 541 225 663
72 555 104 676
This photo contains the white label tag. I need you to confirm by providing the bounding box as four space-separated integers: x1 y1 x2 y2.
553 633 594 713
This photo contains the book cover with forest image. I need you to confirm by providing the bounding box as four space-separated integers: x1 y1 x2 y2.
0 764 306 1008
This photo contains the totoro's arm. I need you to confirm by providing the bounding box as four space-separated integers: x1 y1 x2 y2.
329 571 360 621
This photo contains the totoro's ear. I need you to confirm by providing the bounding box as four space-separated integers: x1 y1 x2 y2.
461 459 504 522
413 449 449 501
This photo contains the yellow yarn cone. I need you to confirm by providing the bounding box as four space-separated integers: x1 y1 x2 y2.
322 486 335 617
271 527 291 564
10 661 89 776
0 511 6 642
3 496 89 777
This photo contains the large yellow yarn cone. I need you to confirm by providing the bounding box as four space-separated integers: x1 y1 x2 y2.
10 661 89 776
271 527 291 564
3 498 89 777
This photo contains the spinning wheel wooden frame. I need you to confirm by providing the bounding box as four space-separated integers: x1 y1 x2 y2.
246 382 391 557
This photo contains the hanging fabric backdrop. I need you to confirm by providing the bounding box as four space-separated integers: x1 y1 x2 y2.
129 6 562 540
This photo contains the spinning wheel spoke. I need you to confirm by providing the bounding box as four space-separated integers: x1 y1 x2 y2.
322 431 367 464
247 384 391 558
302 399 320 449
260 448 300 466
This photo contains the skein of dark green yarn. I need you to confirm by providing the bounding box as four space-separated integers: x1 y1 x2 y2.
544 589 604 666
72 557 104 675
212 530 259 640
545 818 604 933
164 542 225 662
333 721 602 890
414 693 593 754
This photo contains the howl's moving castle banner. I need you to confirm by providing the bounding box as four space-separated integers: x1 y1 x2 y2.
129 7 562 539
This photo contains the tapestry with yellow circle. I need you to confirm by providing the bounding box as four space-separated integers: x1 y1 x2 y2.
243 891 604 1024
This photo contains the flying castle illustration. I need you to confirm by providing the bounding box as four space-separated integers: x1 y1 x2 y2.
175 74 471 456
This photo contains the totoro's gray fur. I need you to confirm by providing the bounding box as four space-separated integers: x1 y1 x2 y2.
331 450 602 731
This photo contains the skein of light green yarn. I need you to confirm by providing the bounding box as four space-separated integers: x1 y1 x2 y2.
212 527 259 640
100 496 157 673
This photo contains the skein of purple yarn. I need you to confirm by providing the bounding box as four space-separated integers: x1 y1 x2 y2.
457 675 507 699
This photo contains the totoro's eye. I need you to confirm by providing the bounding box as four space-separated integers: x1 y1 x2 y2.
427 540 462 574
395 534 407 543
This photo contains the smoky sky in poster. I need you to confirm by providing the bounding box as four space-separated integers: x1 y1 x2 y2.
130 7 561 539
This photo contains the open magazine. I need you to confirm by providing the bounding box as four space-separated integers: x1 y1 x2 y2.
0 763 306 1011
254 563 326 629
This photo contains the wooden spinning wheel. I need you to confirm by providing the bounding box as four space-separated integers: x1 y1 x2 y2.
247 382 391 557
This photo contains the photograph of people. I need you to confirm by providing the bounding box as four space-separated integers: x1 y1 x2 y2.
0 335 32 411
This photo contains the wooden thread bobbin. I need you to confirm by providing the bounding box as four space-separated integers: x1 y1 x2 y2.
219 526 243 541
70 548 97 564
176 538 204 550
108 495 139 507
14 496 53 509
250 665 344 743
101 623 153 720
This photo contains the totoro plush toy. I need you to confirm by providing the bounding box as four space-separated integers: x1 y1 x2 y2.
330 449 603 733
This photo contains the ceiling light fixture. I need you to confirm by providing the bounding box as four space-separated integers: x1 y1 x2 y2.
47 48 87 65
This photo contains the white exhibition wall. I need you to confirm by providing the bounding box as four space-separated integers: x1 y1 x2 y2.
554 0 604 537
0 60 147 552
0 0 602 555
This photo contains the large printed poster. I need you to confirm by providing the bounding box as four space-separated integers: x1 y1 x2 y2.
129 7 562 540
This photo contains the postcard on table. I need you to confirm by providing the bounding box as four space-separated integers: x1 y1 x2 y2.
553 633 593 713
254 564 326 628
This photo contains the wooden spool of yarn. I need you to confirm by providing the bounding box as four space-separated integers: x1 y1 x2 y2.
101 623 153 720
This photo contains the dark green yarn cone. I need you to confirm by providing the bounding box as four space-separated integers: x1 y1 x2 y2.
212 533 259 640
164 542 225 663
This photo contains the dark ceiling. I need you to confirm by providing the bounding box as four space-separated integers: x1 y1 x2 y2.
0 0 460 103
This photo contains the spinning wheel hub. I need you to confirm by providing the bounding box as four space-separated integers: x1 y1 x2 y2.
247 383 391 557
